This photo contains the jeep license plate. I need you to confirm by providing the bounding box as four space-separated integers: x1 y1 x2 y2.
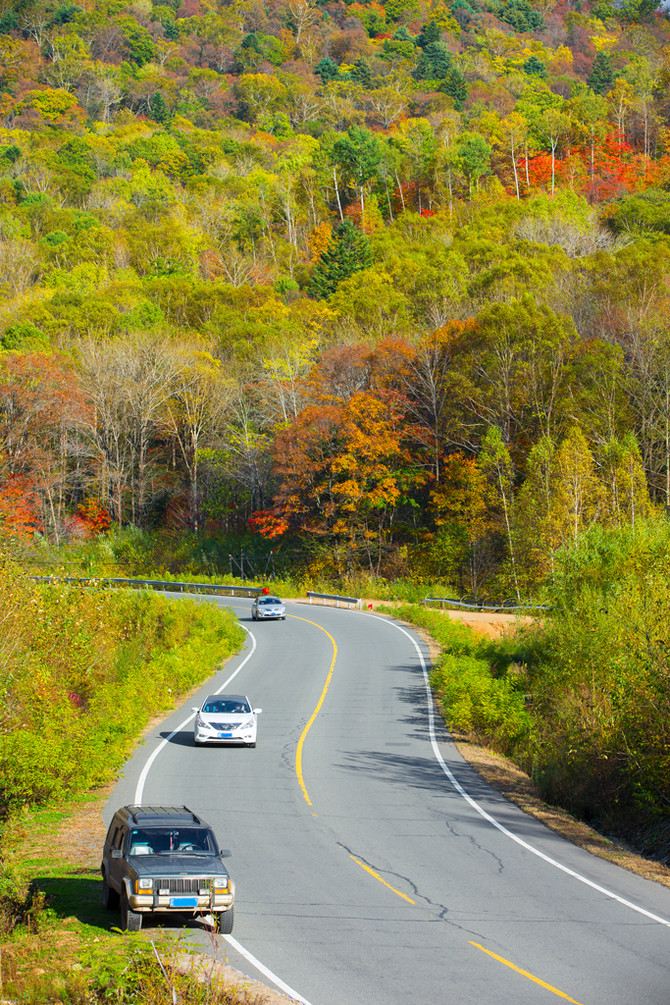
170 896 198 908
219 732 233 738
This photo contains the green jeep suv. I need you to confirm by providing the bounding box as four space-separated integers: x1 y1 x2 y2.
101 805 235 932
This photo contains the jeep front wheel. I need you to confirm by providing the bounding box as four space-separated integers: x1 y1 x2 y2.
120 890 143 931
219 906 234 934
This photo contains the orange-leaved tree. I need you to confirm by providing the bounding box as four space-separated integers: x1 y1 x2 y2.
0 474 43 539
0 352 89 541
270 389 420 573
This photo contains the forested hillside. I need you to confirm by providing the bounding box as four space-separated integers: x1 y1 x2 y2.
1 0 670 593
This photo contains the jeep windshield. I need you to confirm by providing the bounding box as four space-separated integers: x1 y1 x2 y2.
128 827 216 855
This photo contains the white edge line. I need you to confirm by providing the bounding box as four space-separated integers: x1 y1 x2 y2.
223 935 312 1004
134 625 257 804
372 613 670 930
131 607 315 1004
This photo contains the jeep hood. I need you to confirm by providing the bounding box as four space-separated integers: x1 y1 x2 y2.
132 855 224 876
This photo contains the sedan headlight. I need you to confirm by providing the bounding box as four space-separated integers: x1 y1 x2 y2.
135 878 153 892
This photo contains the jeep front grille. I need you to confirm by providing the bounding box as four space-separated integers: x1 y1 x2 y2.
157 878 210 894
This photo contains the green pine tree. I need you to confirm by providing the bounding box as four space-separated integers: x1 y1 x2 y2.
414 41 453 80
588 52 614 94
440 66 468 108
417 19 441 48
523 55 546 77
307 221 373 299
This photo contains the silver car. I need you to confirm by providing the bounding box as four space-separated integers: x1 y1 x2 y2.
251 595 286 620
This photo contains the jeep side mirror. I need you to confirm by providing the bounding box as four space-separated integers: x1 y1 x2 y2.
219 849 231 858
111 849 123 859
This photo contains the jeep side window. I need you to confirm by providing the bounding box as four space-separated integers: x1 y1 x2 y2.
110 826 124 850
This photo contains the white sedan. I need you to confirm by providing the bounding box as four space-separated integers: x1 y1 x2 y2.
193 694 262 747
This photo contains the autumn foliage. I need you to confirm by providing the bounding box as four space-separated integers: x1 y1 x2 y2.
0 476 42 539
0 0 667 595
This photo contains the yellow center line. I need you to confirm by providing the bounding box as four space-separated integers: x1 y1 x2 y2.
291 615 416 907
291 614 338 809
350 855 417 905
468 942 586 1005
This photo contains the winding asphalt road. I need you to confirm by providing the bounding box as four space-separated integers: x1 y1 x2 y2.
105 596 670 1005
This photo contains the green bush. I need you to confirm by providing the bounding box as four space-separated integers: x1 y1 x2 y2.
19 527 461 602
388 604 533 751
525 520 670 852
431 653 531 747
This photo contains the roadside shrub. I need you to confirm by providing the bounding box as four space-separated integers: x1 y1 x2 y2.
525 521 670 852
431 653 532 749
389 603 481 655
389 604 533 752
0 862 46 936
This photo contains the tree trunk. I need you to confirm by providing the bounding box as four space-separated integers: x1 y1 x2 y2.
511 138 520 200
333 166 344 222
394 170 405 211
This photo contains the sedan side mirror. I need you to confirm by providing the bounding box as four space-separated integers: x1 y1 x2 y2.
191 707 199 713
253 708 263 714
219 848 232 858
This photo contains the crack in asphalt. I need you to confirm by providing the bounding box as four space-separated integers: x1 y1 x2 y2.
442 817 506 875
338 841 486 940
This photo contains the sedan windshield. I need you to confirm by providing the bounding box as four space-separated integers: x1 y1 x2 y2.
259 597 281 605
202 699 251 714
128 827 215 855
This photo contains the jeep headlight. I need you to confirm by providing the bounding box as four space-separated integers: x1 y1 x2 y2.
135 878 153 892
213 876 229 892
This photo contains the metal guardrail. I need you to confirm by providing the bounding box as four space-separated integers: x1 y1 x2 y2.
307 590 362 609
32 576 264 598
423 596 550 613
32 578 547 612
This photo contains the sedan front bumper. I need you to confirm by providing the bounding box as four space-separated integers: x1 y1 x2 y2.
194 727 256 744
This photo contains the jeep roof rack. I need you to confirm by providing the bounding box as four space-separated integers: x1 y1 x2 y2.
126 805 202 826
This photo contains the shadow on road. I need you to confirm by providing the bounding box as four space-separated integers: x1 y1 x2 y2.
159 729 197 746
159 730 253 749
36 874 221 934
